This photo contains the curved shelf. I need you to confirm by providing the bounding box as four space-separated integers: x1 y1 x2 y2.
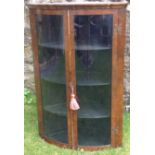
41 73 66 85
76 71 111 86
41 71 111 86
45 128 110 146
39 42 64 50
44 104 66 116
78 131 110 146
39 42 112 51
76 44 111 51
44 102 110 119
45 129 68 144
44 128 110 146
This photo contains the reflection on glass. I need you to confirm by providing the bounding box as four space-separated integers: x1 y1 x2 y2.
36 15 68 143
74 15 113 146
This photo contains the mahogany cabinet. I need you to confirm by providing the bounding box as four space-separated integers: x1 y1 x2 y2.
28 1 128 151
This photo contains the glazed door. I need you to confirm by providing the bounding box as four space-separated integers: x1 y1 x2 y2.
69 10 118 147
33 11 69 144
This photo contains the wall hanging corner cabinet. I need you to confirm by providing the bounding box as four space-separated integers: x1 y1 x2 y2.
28 1 128 151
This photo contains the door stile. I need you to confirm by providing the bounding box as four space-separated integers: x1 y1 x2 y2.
64 10 78 149
114 9 126 147
111 10 124 147
29 9 44 136
70 11 78 149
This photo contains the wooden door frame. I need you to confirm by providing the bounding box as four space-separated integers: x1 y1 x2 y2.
69 9 124 149
29 8 71 148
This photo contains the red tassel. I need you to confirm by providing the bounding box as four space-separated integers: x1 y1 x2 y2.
70 94 80 110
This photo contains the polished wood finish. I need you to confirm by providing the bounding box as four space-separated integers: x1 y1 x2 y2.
41 135 70 148
29 9 44 137
28 2 127 151
111 10 119 147
28 2 128 10
79 144 111 151
114 8 126 147
64 10 78 149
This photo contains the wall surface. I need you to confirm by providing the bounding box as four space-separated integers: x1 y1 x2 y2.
24 3 130 109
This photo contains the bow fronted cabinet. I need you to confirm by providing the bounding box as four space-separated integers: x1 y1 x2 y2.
28 1 128 151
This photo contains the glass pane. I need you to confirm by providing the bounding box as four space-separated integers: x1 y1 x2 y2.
74 15 113 146
36 15 68 143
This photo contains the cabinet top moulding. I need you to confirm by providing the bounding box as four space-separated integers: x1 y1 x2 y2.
27 1 128 10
